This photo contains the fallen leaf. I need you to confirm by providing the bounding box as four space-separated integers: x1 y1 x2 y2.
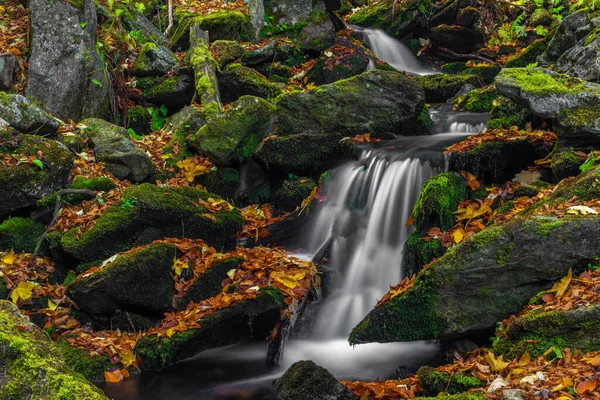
10 281 39 303
104 370 124 383
486 352 510 372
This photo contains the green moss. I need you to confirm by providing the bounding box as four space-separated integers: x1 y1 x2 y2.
412 172 468 233
171 10 250 48
470 226 503 251
271 178 316 214
441 62 467 74
221 63 283 103
505 34 553 68
559 103 600 130
534 218 565 236
403 232 446 277
127 105 150 122
416 74 483 102
486 96 532 130
497 68 590 97
455 86 501 113
347 0 420 33
57 339 113 383
418 366 482 396
0 217 45 253
461 64 500 85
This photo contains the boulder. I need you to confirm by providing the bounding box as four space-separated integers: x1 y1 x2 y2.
453 86 501 113
495 68 600 146
272 178 316 215
539 11 589 65
504 36 552 68
0 133 73 216
486 96 533 130
272 361 358 400
26 0 109 121
191 95 276 165
0 54 18 91
455 6 479 26
297 10 336 53
211 40 245 69
241 39 278 66
277 70 427 137
264 0 313 26
138 74 195 112
243 0 265 41
0 217 45 254
551 148 585 180
401 233 445 278
67 243 176 315
167 105 206 157
218 64 283 104
349 215 600 343
417 366 482 396
189 27 221 112
54 184 242 262
431 25 484 54
306 40 371 85
0 92 60 135
347 0 424 38
555 27 600 83
416 74 483 103
134 289 285 370
133 42 179 77
81 118 155 182
0 301 108 399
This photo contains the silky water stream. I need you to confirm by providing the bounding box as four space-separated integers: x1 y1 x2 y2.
101 29 488 400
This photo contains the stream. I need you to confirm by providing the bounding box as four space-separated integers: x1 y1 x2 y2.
101 29 488 400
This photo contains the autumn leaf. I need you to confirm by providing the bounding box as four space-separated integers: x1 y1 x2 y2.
566 205 598 215
176 158 211 182
47 299 59 310
104 370 125 383
10 281 39 303
452 228 465 244
1 249 17 265
119 350 136 368
548 269 572 298
173 258 189 277
517 351 530 366
576 379 598 394
486 352 510 372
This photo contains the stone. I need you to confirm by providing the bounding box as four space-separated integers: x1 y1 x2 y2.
26 0 109 121
67 243 176 315
133 42 179 77
243 0 265 41
431 25 484 54
241 39 278 66
416 74 483 103
167 105 206 157
138 74 195 111
297 10 336 53
529 8 554 26
0 92 60 135
306 39 372 85
264 0 313 26
81 118 155 182
0 54 18 91
501 389 527 400
218 63 283 104
555 27 600 83
455 6 479 26
211 40 245 68
539 11 590 65
0 301 109 399
0 133 73 216
0 217 46 254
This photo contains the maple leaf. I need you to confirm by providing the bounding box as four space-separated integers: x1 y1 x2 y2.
173 258 189 277
486 352 510 372
1 249 17 265
104 369 124 383
517 351 530 366
176 158 211 182
10 281 39 303
119 350 136 368
548 269 572 298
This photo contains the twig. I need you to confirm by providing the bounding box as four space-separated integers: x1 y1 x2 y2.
438 47 499 65
164 0 174 36
30 189 97 263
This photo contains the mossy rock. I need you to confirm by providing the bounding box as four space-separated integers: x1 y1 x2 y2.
272 360 358 400
448 138 552 184
0 92 60 136
56 184 242 262
126 105 153 135
349 216 600 344
211 40 244 69
177 257 243 309
57 338 114 384
271 178 316 214
441 62 468 74
191 96 275 165
134 289 285 370
67 243 176 315
133 42 179 77
0 133 74 216
417 366 482 396
347 0 423 36
198 167 240 201
504 35 553 68
492 302 600 359
552 148 585 180
0 217 45 254
461 64 500 85
170 9 251 50
306 40 371 86
486 96 533 130
415 74 483 103
236 181 271 207
167 105 206 159
0 300 108 399
412 172 467 233
218 64 283 104
138 75 195 112
401 232 445 278
454 86 501 113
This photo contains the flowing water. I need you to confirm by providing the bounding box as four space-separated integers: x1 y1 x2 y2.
101 29 488 400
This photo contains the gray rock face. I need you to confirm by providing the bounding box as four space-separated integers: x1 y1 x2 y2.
555 30 600 83
243 0 265 41
265 0 313 26
26 0 109 122
134 43 179 77
0 93 60 135
539 11 590 65
273 361 358 400
298 11 336 53
0 54 18 91
81 118 154 181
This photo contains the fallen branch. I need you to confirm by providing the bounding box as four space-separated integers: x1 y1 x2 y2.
30 189 97 263
438 47 499 65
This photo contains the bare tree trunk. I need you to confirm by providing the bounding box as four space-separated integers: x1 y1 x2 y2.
164 0 174 36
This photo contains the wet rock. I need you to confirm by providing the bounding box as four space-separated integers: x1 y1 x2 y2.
306 39 371 85
347 0 424 38
416 74 483 103
264 0 313 26
67 243 175 315
0 54 18 91
555 27 600 83
0 92 60 135
401 232 445 278
191 96 276 165
453 86 501 113
0 133 73 216
198 167 240 200
135 289 285 370
272 178 316 215
218 64 283 104
26 0 109 121
529 8 554 27
486 96 533 130
350 214 600 343
241 39 278 66
273 360 358 400
431 25 484 54
81 118 155 182
0 301 108 399
505 35 553 68
52 184 243 262
297 10 336 53
539 11 590 65
138 74 195 111
133 43 179 77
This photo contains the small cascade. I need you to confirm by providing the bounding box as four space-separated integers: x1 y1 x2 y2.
351 26 432 75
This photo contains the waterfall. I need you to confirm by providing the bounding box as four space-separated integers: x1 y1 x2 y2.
351 26 432 75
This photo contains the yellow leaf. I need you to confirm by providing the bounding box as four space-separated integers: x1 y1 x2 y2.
10 281 39 303
548 269 572 298
176 158 210 182
172 258 189 277
1 250 17 265
119 350 136 368
227 269 236 280
452 228 465 244
486 352 510 372
48 299 59 310
518 351 530 366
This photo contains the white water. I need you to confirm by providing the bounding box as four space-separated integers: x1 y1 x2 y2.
351 26 432 75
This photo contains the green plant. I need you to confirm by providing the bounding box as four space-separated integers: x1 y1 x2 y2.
511 14 526 38
127 128 143 140
535 25 549 36
149 105 168 131
121 197 137 210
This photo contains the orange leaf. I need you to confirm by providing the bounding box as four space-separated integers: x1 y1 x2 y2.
104 370 124 383
576 379 597 394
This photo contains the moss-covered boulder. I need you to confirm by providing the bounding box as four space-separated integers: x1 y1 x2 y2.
218 64 283 104
67 243 176 315
492 302 600 359
349 216 600 344
412 172 467 233
272 178 316 214
0 300 108 399
306 40 371 85
198 167 239 200
167 105 206 157
264 0 312 26
297 9 336 53
539 11 589 66
133 42 179 77
454 86 501 113
0 133 74 216
551 148 585 180
191 95 276 165
57 338 113 384
461 64 500 85
56 184 242 262
401 232 445 278
138 74 195 111
273 360 358 400
177 257 243 309
504 35 552 68
0 217 45 253
556 26 600 83
448 136 553 184
277 70 427 137
347 0 423 37
170 9 250 50
0 92 60 135
211 40 244 69
134 289 285 370
81 118 155 182
416 74 483 103
417 366 482 396
486 96 533 130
